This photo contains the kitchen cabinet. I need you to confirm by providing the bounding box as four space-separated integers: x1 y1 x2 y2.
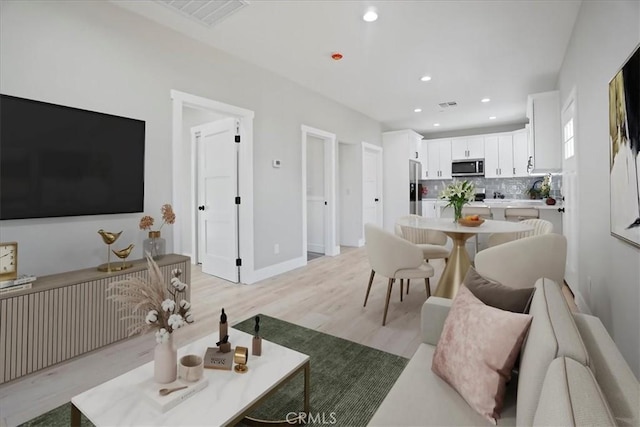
484 135 514 178
422 200 440 218
424 139 452 180
512 129 529 176
526 91 561 173
451 137 484 160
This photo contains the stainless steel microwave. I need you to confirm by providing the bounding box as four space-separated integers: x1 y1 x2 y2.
452 159 484 177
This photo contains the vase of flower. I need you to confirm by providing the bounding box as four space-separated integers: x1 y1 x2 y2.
154 331 177 384
440 180 475 223
144 231 166 260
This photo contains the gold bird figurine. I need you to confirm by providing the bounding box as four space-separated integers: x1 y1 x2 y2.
98 229 122 245
112 243 134 259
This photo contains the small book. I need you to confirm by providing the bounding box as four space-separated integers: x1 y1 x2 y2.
0 275 36 289
203 347 234 370
0 283 32 294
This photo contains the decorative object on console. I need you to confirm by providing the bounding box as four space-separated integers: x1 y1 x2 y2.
178 354 204 382
217 334 231 353
97 230 123 272
252 315 262 356
609 44 640 248
234 346 249 373
203 347 234 370
439 180 475 222
112 243 135 271
139 204 176 259
106 255 193 384
0 242 18 281
219 308 228 344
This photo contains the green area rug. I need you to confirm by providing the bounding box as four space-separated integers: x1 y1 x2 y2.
20 315 408 427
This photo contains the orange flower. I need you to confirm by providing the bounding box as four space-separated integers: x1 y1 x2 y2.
161 204 176 225
139 215 154 230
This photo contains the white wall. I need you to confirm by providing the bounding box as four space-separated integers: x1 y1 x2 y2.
0 1 382 276
557 0 640 377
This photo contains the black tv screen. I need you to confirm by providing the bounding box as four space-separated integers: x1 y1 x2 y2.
0 95 145 220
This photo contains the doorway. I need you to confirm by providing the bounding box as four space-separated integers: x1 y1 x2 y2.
301 125 339 260
171 90 255 283
561 90 580 299
362 142 383 238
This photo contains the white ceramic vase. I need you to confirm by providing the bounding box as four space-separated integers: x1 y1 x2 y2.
154 333 177 384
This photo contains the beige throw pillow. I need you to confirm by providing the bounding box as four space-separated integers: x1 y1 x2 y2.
431 285 533 425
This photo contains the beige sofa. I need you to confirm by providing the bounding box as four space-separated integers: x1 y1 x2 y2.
369 278 639 426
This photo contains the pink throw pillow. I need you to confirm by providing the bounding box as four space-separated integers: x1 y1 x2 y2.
432 285 532 424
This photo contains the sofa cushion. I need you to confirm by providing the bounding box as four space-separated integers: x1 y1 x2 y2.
573 313 640 427
431 286 532 424
464 267 535 313
516 278 591 426
368 343 517 426
533 357 615 426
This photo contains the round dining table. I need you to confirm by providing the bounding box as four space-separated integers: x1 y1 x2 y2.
395 217 533 299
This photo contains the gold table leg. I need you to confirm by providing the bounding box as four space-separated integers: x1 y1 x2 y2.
434 231 475 299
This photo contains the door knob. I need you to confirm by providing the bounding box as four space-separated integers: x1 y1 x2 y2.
198 205 205 211
374 198 379 202
558 208 565 213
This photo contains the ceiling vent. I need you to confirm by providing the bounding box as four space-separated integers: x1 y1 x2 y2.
156 0 249 28
438 101 458 109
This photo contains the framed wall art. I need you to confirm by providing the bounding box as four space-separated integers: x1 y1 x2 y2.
609 43 640 248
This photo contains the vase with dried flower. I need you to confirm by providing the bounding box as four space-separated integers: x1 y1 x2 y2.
139 204 176 260
107 256 194 383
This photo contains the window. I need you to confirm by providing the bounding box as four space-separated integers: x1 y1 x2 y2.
564 117 575 159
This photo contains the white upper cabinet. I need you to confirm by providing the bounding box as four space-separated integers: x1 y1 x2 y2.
424 139 452 180
512 129 529 177
526 91 562 173
484 135 513 178
451 137 485 160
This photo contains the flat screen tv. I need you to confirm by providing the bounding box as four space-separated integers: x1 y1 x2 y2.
0 95 145 220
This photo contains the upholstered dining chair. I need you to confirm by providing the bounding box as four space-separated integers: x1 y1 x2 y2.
504 207 540 221
488 218 554 247
475 233 567 290
364 223 435 326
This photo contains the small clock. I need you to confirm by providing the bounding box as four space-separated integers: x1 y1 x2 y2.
0 242 18 281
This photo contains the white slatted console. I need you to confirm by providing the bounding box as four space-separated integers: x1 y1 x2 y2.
0 254 190 385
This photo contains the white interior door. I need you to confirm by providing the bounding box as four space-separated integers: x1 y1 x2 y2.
307 136 325 253
562 94 578 289
195 118 239 282
363 144 383 228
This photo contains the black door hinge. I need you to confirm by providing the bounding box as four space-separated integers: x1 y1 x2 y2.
236 258 242 267
235 135 241 143
235 196 241 205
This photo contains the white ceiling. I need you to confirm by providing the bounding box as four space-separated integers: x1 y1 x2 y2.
115 0 582 137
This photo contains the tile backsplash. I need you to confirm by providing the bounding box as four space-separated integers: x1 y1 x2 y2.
421 176 562 200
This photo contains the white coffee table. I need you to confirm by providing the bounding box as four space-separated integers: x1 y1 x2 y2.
71 328 310 426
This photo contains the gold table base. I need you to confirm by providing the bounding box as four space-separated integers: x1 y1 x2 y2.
433 231 476 299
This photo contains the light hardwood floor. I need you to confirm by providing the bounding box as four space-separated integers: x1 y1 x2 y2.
0 246 576 426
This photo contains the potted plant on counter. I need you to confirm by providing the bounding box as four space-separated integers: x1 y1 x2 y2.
541 174 556 205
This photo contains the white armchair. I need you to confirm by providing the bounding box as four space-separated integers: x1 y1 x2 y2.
488 218 554 247
474 233 567 289
364 223 435 326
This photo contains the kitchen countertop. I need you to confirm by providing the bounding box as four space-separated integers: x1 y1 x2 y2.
422 198 564 210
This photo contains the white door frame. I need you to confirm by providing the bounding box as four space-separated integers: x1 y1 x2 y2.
301 125 339 257
171 90 256 283
361 141 383 245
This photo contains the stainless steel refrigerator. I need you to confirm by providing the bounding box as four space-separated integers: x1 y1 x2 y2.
409 160 422 215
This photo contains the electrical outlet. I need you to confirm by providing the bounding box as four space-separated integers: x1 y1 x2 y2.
274 243 279 254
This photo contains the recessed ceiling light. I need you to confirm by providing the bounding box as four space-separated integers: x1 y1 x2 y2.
489 116 497 120
420 75 432 82
363 9 378 22
481 98 491 103
414 108 422 113
433 123 440 127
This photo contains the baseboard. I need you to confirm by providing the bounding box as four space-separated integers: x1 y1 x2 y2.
307 243 324 253
243 255 307 285
574 290 592 315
